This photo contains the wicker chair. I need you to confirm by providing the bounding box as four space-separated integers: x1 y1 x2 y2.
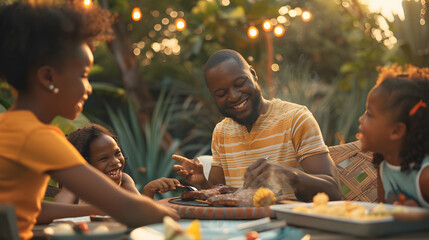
45 184 61 200
328 141 378 202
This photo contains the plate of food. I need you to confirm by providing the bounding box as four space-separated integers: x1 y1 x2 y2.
270 193 429 237
157 185 279 220
130 216 307 240
43 221 127 240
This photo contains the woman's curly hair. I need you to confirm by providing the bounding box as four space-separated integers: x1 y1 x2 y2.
66 124 118 162
372 64 429 171
0 1 114 92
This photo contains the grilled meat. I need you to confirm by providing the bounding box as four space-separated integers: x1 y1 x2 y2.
207 188 257 207
180 184 239 200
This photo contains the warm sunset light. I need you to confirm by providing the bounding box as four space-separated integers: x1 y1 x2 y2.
262 20 273 32
302 10 312 22
273 25 285 37
247 26 259 39
360 0 405 21
83 0 91 7
175 18 186 31
132 7 142 21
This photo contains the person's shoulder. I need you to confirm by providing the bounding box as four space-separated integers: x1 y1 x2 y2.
121 172 134 181
271 99 309 116
213 117 236 132
0 110 63 144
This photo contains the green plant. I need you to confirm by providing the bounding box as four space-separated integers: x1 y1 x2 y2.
275 61 372 146
106 88 181 198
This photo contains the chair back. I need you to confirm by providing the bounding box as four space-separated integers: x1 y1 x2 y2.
0 203 20 240
196 155 213 180
329 141 378 202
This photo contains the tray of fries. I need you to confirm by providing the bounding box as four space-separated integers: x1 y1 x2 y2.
270 201 429 237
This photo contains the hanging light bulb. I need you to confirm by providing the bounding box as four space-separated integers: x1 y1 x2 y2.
175 18 186 31
273 25 285 37
83 0 92 7
132 7 142 21
247 26 259 39
262 19 272 32
302 10 312 22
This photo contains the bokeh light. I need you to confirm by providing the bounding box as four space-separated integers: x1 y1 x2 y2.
302 11 312 22
132 7 142 21
175 18 186 31
278 6 289 15
83 0 91 7
247 26 259 39
221 0 230 6
273 25 285 37
262 20 273 32
271 63 280 72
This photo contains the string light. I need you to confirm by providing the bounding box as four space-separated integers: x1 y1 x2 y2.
132 7 142 21
262 20 273 32
247 26 259 39
302 10 312 22
273 25 285 37
175 18 186 31
83 0 91 7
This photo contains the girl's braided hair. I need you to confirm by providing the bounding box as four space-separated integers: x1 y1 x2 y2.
372 64 429 171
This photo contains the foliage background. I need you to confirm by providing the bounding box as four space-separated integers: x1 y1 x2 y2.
1 0 428 197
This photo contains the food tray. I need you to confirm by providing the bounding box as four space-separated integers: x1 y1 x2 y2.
270 201 429 237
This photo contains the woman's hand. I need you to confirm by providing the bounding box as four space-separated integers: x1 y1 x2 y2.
143 178 181 198
172 155 206 186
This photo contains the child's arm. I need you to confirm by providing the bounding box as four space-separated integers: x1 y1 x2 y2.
120 172 140 195
143 178 181 199
419 166 429 204
53 187 78 204
37 201 105 224
49 164 179 227
377 167 385 203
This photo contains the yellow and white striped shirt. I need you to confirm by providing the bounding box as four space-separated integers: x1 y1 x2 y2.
211 99 328 188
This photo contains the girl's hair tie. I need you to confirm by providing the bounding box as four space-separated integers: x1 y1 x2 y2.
409 99 427 116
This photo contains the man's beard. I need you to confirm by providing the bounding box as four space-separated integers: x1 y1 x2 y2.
218 90 262 126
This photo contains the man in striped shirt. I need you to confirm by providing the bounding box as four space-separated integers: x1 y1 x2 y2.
173 49 341 201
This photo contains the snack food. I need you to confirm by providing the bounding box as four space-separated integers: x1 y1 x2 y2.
164 216 200 240
292 192 407 220
47 222 111 235
253 188 276 207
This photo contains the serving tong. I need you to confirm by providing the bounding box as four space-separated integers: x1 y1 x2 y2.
178 185 198 192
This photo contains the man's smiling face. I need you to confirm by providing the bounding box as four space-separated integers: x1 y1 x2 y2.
205 58 263 127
